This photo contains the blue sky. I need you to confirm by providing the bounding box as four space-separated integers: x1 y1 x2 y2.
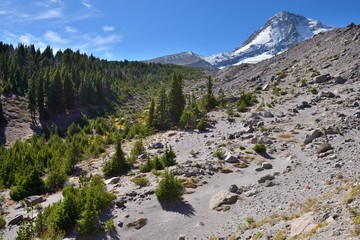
0 0 359 61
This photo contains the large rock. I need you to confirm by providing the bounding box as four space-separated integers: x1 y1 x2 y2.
314 74 330 83
262 162 273 170
209 191 238 210
24 195 45 207
8 214 23 226
126 218 147 230
229 184 238 193
290 212 316 238
105 177 120 185
317 142 333 154
304 129 322 145
263 111 274 118
258 174 275 184
334 76 347 84
225 154 238 163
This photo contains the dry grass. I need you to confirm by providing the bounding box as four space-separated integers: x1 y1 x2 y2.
277 132 296 142
182 178 197 189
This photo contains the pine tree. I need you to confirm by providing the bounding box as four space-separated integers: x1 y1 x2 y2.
204 76 217 110
168 73 185 125
77 192 99 235
36 74 46 119
155 169 183 203
49 69 63 112
103 139 129 177
63 71 75 109
155 86 170 130
27 75 37 120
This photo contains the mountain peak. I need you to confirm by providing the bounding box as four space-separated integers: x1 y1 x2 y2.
204 12 333 68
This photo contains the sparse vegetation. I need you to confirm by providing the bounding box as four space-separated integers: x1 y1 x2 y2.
131 176 150 187
155 170 184 203
252 141 266 154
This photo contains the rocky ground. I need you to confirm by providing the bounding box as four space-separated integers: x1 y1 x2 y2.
1 24 360 240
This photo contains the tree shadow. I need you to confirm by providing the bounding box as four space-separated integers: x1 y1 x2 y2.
0 122 5 145
160 199 195 217
259 152 275 160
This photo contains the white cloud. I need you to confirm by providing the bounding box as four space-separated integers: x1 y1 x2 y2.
94 34 121 45
103 25 114 32
19 33 36 45
81 0 92 9
0 10 8 15
66 26 77 33
45 30 68 44
104 51 114 59
33 9 62 20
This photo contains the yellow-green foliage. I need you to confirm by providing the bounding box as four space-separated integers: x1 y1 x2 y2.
252 231 263 240
274 230 286 240
131 176 149 187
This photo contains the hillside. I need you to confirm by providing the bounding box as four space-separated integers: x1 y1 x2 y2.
1 23 360 240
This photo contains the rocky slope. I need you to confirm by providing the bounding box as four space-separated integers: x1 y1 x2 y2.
1 24 360 240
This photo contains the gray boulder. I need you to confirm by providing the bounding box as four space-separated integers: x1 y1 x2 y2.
24 195 45 207
225 154 238 163
317 143 333 154
262 162 273 170
229 184 238 193
209 191 238 210
105 177 120 185
334 76 347 84
263 111 274 118
304 129 322 145
258 174 275 184
314 74 331 83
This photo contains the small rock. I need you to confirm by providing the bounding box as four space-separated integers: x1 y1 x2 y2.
317 142 333 154
262 162 273 170
126 218 148 230
225 154 238 163
255 167 264 172
314 74 330 83
263 111 274 118
334 163 342 168
334 76 347 84
229 184 238 193
117 220 124 228
352 102 359 108
258 174 275 184
105 177 120 185
178 235 186 240
304 129 322 144
114 199 127 208
264 180 275 187
236 188 244 194
244 188 258 197
24 195 45 207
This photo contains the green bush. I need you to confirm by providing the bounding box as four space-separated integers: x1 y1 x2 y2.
0 216 6 229
155 170 183 202
214 149 225 160
236 91 258 112
253 142 266 154
103 140 129 177
131 176 149 187
197 119 206 131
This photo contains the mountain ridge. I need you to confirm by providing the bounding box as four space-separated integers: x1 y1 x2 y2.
147 11 333 69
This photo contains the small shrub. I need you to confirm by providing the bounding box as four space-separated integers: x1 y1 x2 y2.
310 87 318 94
214 149 225 160
155 170 183 202
239 145 246 150
131 176 149 187
104 217 114 233
197 119 206 131
0 216 6 229
276 71 286 79
274 230 286 240
252 142 266 154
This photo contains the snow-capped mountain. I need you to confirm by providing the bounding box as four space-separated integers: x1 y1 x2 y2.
203 11 333 68
146 11 333 69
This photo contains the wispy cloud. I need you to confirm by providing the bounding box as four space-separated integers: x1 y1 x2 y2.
19 33 36 45
94 34 122 45
0 10 8 15
81 0 92 9
45 30 68 44
33 9 62 20
103 26 114 32
66 26 77 33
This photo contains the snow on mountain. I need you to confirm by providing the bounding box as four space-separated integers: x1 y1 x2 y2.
146 12 333 70
203 11 333 68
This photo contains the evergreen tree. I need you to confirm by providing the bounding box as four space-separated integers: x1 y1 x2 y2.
161 145 177 167
168 73 185 125
155 169 183 203
146 98 155 128
27 75 37 120
76 192 99 235
204 76 217 110
36 74 46 119
62 71 74 109
49 69 63 111
103 139 129 177
155 86 169 130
